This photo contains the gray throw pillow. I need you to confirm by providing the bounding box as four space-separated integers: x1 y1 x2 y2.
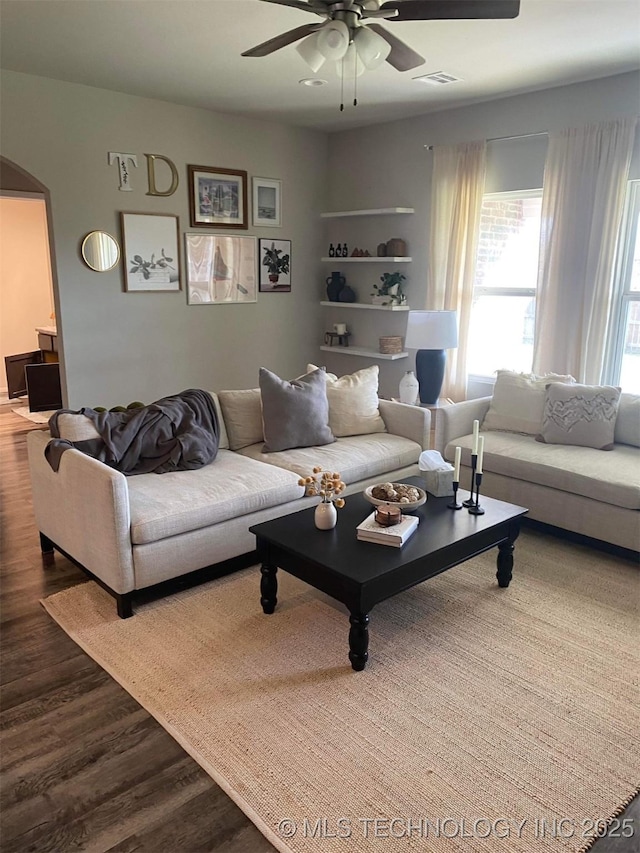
538 383 622 450
259 367 335 453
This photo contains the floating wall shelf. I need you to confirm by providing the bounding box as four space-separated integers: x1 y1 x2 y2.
321 256 412 263
320 207 415 218
320 301 410 311
319 345 408 361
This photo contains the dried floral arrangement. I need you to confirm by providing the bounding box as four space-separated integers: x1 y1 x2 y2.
298 466 346 508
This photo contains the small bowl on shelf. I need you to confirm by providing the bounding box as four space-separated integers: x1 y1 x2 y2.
363 483 427 513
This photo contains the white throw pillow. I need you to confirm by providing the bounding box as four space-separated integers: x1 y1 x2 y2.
55 413 100 442
307 363 386 437
482 370 575 436
217 388 263 450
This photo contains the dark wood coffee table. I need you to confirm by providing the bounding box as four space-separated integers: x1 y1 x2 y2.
249 478 527 671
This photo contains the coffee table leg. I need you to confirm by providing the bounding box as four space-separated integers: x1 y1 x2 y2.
348 612 370 671
496 524 520 588
260 563 278 614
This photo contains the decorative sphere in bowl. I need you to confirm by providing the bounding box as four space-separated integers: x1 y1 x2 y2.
364 482 427 512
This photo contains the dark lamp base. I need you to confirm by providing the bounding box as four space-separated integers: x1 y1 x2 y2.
415 349 446 404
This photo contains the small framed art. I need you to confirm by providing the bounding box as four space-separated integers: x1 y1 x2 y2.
252 177 282 228
120 212 181 292
188 165 248 229
185 234 257 304
259 238 291 292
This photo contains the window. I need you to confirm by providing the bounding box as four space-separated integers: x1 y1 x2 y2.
467 191 543 379
607 181 640 394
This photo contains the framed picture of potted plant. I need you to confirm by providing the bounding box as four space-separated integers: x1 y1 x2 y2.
259 239 291 292
120 212 181 292
184 234 257 304
187 165 248 229
252 177 282 227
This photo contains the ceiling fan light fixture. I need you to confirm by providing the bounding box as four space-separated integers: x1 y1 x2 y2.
296 31 326 72
336 42 367 78
316 20 350 61
353 25 391 70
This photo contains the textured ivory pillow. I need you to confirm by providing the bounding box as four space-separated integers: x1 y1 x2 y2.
482 370 575 435
538 383 622 450
217 388 263 451
55 412 101 442
614 394 640 448
259 367 334 453
307 363 386 437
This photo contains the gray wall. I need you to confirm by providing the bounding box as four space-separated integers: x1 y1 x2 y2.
324 72 640 399
0 71 329 408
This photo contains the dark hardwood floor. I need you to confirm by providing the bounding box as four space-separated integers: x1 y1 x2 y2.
1 409 637 852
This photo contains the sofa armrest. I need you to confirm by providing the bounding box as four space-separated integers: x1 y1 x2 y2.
378 400 431 450
435 398 492 458
27 431 135 594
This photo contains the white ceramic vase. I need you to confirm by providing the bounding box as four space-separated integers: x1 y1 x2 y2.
314 501 337 530
399 370 419 405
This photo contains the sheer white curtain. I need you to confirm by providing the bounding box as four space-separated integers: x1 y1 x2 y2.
427 141 486 401
533 117 638 383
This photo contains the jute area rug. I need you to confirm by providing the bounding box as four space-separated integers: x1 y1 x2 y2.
42 530 639 853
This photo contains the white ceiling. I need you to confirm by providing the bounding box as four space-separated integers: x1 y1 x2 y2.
1 0 638 132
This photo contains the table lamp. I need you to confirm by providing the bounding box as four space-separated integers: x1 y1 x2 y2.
404 310 458 404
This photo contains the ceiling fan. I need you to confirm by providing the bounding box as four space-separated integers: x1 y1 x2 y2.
242 1 521 75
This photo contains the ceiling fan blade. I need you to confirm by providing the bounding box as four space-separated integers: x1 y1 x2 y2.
242 23 324 57
380 0 520 20
367 23 425 71
258 0 324 12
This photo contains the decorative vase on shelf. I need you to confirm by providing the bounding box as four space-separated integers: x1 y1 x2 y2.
315 501 337 530
326 272 345 302
399 370 419 405
338 285 356 302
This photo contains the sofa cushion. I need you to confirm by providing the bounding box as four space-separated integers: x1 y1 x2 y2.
482 370 575 435
307 363 386 437
259 367 334 452
217 389 263 451
207 392 229 450
238 433 421 484
127 449 304 545
614 394 640 448
538 383 621 450
445 431 640 510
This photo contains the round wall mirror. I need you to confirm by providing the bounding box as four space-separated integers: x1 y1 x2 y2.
81 231 120 272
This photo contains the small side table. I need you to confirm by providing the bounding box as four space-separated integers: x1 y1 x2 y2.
323 331 351 347
420 398 454 449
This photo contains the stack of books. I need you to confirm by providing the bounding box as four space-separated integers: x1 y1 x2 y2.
356 511 419 548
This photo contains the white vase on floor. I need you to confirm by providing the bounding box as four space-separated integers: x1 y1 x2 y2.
314 501 337 530
399 370 419 405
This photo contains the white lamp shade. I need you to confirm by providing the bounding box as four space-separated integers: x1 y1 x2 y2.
296 32 326 73
354 26 391 70
336 42 366 78
404 310 458 350
316 20 350 61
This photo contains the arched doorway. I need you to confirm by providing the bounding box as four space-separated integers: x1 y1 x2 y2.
0 157 66 409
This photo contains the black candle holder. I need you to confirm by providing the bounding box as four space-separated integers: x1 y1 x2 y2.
447 480 462 510
462 453 477 507
468 472 485 515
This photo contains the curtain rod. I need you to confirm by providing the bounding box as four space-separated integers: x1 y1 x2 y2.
424 131 548 150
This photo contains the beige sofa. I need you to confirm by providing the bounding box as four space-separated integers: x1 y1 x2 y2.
27 394 430 617
436 393 640 554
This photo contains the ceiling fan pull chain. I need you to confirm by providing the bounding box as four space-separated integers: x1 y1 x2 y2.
353 43 358 107
340 57 345 111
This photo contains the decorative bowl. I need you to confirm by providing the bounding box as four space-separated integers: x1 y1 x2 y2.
363 483 427 513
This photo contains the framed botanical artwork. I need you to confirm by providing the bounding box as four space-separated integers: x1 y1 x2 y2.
185 234 257 304
259 238 291 292
120 212 181 292
187 165 248 229
252 177 282 228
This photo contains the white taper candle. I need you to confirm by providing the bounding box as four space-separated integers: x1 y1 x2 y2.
477 436 484 474
453 446 461 481
472 420 479 455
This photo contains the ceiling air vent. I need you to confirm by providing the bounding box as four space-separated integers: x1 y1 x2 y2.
413 71 462 85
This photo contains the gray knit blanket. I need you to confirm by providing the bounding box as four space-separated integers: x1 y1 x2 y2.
45 389 220 475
